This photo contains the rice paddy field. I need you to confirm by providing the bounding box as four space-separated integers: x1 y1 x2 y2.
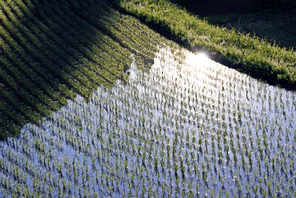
0 0 175 138
0 47 296 197
0 0 296 197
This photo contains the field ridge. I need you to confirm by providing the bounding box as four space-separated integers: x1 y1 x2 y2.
112 0 296 90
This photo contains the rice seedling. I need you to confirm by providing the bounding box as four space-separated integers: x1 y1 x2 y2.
0 2 296 194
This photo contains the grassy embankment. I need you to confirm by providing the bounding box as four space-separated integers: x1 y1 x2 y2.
113 0 296 90
0 0 181 139
172 0 296 52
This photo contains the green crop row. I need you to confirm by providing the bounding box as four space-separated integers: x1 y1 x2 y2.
0 1 84 137
0 0 183 138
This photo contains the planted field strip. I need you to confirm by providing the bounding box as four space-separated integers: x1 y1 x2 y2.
0 0 180 138
0 47 295 197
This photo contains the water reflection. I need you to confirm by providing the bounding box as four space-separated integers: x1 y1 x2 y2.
0 47 295 197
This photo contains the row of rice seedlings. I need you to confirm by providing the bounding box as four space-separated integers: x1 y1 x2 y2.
31 12 95 95
1 37 296 197
1 2 138 136
81 46 262 195
1 35 64 109
0 4 84 96
76 1 159 61
1 128 101 197
99 12 156 58
0 1 89 129
115 47 294 196
0 21 54 89
40 106 135 193
37 1 134 87
0 30 52 117
51 6 128 81
0 57 54 118
22 4 98 96
111 14 161 49
52 0 178 80
72 0 175 73
102 4 182 57
0 82 38 125
40 3 102 63
56 0 129 62
75 1 136 61
0 100 21 135
0 24 73 105
12 1 89 100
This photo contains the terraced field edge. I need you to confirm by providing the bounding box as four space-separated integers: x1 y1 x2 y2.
111 0 296 91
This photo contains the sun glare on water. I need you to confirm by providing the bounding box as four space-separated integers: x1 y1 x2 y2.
0 47 295 197
186 52 211 66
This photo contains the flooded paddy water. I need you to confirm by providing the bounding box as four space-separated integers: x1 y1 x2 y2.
0 47 295 197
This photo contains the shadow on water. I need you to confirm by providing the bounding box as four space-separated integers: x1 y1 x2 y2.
0 0 138 139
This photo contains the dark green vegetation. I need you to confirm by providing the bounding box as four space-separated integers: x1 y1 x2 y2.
0 0 178 139
1 0 296 139
170 0 296 50
171 0 296 14
114 0 296 90
211 9 296 50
